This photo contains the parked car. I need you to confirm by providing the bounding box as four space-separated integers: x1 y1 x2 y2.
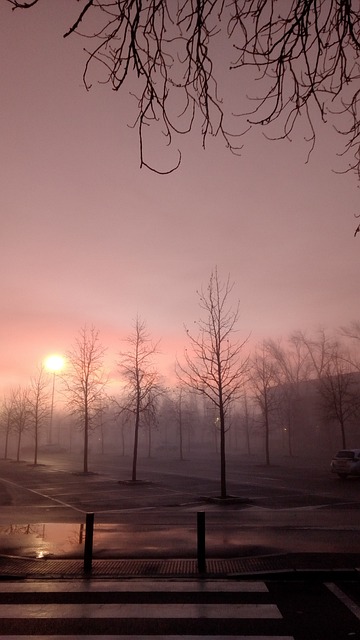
331 449 360 478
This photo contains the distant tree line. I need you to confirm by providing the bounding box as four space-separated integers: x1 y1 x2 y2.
1 270 360 499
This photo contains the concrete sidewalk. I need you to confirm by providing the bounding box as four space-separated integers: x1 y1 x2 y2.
0 552 359 579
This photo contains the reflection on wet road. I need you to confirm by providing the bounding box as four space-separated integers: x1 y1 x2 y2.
0 452 358 559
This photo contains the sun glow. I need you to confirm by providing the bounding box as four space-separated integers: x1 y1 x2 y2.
44 354 65 373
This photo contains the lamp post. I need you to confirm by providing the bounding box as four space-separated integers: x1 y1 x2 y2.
44 354 65 445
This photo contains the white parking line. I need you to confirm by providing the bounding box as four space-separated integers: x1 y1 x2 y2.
325 583 360 620
0 476 85 514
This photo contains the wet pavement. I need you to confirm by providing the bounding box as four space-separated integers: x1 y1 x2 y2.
0 519 358 580
0 452 358 578
0 517 360 561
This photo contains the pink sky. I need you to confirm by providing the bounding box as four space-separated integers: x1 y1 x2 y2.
1 2 359 393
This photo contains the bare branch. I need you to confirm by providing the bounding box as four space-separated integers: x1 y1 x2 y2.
7 0 360 186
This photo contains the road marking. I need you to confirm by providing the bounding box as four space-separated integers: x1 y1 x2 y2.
0 636 294 639
325 583 360 620
0 602 282 619
0 579 268 592
0 581 294 639
0 476 85 514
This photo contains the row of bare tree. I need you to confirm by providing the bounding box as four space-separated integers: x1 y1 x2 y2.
1 270 360 499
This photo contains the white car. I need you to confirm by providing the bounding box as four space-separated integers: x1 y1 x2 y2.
331 449 360 478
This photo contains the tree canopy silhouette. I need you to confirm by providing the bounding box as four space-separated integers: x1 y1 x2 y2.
9 1 360 178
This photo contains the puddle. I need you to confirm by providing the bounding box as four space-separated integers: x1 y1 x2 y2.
0 523 85 558
0 521 344 560
0 522 251 559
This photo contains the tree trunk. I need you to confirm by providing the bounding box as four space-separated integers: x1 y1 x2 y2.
34 423 38 465
219 405 227 498
132 403 140 481
264 414 270 466
16 431 22 462
121 426 125 456
287 422 293 457
340 418 346 449
264 389 270 466
83 406 89 473
147 422 152 458
4 424 10 460
179 406 184 461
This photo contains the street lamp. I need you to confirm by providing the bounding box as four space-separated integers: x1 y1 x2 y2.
44 354 65 445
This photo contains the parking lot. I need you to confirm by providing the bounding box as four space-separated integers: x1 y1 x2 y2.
0 450 358 560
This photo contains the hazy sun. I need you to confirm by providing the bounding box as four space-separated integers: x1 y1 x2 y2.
44 354 65 372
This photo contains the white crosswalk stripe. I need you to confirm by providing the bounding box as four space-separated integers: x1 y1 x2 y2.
0 602 282 619
0 579 294 639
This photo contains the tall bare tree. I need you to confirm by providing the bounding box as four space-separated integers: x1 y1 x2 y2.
117 317 162 481
178 268 249 499
9 1 360 187
28 366 50 465
65 325 108 473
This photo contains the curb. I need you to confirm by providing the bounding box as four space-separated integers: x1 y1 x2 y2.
0 553 359 579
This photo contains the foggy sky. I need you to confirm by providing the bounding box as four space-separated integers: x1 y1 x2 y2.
1 2 359 391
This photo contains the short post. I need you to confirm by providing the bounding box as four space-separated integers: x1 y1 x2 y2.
84 512 94 574
197 511 206 573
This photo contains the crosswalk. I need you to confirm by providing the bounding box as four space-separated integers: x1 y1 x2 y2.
0 578 294 638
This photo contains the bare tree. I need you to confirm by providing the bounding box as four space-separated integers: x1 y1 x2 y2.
93 393 111 455
167 386 194 461
143 389 160 458
11 386 30 462
117 317 162 481
28 366 50 465
8 1 360 187
241 391 255 456
297 328 360 449
340 321 360 357
64 325 108 473
249 343 279 466
174 386 186 462
178 268 249 499
295 328 335 379
264 335 312 456
0 392 16 460
319 346 360 449
115 406 132 457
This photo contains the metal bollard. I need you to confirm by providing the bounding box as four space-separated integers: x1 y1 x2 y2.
84 512 94 574
197 511 206 573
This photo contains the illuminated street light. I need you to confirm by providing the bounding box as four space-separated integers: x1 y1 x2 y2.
44 354 65 445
